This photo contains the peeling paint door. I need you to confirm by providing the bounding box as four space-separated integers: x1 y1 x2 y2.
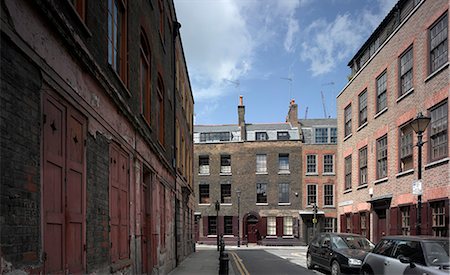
43 94 86 274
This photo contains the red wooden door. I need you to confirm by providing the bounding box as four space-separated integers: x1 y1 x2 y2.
247 224 257 243
142 171 152 273
43 94 86 274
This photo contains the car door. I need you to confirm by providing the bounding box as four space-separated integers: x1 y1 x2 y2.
366 239 397 274
318 234 332 268
388 240 427 275
310 234 323 266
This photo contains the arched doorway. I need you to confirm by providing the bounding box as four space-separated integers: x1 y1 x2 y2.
244 213 259 243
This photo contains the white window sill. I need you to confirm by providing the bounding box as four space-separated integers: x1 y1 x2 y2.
256 171 268 175
278 203 291 206
396 169 414 178
323 205 335 208
207 235 217 238
223 235 234 238
425 157 449 170
256 203 268 206
425 62 449 83
373 177 388 184
306 173 318 176
265 235 277 239
323 172 335 176
278 171 291 175
357 184 368 190
220 172 232 176
220 203 232 206
343 189 352 194
357 122 368 132
396 88 414 103
199 203 211 206
374 107 388 119
198 173 210 176
343 133 353 142
282 235 294 239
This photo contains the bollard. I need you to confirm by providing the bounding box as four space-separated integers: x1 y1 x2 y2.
219 252 229 275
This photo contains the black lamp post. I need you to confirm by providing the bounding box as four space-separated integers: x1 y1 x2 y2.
215 200 220 251
236 190 241 247
410 112 431 235
312 203 318 236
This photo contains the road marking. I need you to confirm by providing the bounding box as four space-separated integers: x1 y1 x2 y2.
229 251 250 275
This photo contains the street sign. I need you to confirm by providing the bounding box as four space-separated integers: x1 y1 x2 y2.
312 218 317 224
412 180 423 195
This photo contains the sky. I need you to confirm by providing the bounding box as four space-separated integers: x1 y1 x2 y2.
174 0 397 125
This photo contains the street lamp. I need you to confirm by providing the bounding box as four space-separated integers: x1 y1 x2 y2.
215 200 220 251
410 112 431 235
312 203 318 236
236 190 241 247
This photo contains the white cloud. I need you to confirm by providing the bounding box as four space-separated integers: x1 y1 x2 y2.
299 0 397 76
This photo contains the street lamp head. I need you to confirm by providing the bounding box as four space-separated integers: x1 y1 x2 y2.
411 112 431 134
215 200 220 211
236 189 241 198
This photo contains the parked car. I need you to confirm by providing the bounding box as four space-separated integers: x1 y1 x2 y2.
361 235 449 275
307 233 375 275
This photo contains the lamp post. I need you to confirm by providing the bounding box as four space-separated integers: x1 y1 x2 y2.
236 190 241 247
215 200 220 251
410 112 431 236
312 203 318 236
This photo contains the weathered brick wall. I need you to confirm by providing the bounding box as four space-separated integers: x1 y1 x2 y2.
0 36 42 268
336 0 449 230
86 132 110 272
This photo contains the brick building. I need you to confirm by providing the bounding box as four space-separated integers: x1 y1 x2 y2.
0 0 194 274
193 98 337 245
337 0 449 243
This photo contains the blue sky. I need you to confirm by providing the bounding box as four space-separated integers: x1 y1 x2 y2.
174 0 397 125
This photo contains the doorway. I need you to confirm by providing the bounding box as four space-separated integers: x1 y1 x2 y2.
245 214 259 243
375 209 387 243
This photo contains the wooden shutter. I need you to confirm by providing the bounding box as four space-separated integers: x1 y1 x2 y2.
445 199 450 237
232 216 238 236
340 214 346 233
366 211 371 240
202 216 208 236
260 217 267 237
218 216 224 236
110 145 120 262
422 203 431 235
118 150 129 259
293 218 299 237
276 217 283 236
389 207 399 235
353 213 360 234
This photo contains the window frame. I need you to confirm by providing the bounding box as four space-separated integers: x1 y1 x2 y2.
199 155 210 175
307 184 317 206
220 154 231 174
400 206 411 236
278 153 290 172
431 201 447 237
224 216 233 235
399 46 413 96
359 147 368 186
208 216 217 235
283 216 293 236
267 217 276 236
107 0 128 83
376 70 387 113
345 155 352 190
278 183 290 204
315 128 329 143
429 13 448 74
277 131 290 140
140 31 151 124
377 135 388 179
256 132 268 141
256 183 267 203
399 123 414 172
323 154 334 174
323 184 334 206
156 75 165 145
220 183 232 204
306 154 317 174
256 154 267 173
199 183 210 204
344 104 352 137
359 89 368 126
429 100 448 162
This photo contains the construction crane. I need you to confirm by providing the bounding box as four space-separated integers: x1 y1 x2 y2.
321 82 335 118
280 77 293 100
304 106 309 119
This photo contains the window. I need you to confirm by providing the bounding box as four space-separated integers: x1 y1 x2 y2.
359 147 368 186
345 155 352 190
256 183 267 203
344 104 352 137
108 0 127 83
256 154 267 173
315 128 328 143
392 240 426 266
256 132 268 141
221 184 231 204
278 183 289 203
199 184 209 204
277 131 289 140
431 201 447 237
373 239 395 256
359 90 367 126
323 154 334 174
307 184 317 206
200 132 231 142
224 216 233 235
208 216 217 235
324 184 334 206
199 155 210 174
156 75 165 144
140 32 151 124
324 218 336 232
399 46 413 95
429 13 448 73
220 155 231 174
377 135 388 179
430 101 448 161
306 155 317 174
267 217 276 236
278 154 289 172
284 217 293 235
330 128 337 143
70 0 85 21
399 124 413 172
360 212 368 238
376 71 387 113
401 206 410 236
346 214 352 233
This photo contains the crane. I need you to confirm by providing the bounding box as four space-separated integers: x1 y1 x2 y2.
321 82 335 118
304 106 308 119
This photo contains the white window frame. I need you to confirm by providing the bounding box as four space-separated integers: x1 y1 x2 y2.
267 216 276 236
256 154 268 173
283 216 293 236
323 154 334 174
306 154 318 175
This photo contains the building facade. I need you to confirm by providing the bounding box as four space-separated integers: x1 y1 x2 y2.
337 0 449 243
193 98 337 245
0 0 194 274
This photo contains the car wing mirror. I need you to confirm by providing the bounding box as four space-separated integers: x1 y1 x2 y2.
398 256 416 268
321 241 330 248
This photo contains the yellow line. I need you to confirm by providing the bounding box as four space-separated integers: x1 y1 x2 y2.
229 251 250 275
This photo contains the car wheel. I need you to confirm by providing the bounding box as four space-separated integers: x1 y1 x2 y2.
306 253 313 269
361 266 373 275
331 260 341 275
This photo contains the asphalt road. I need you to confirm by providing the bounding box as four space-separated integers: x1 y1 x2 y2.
230 249 318 275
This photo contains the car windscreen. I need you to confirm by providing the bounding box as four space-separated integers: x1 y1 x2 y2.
423 240 449 267
332 235 373 250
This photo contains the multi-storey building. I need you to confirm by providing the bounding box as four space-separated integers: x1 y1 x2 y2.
298 119 338 244
193 97 337 245
337 0 449 243
0 0 194 273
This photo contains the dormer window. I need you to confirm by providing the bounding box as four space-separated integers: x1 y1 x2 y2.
277 131 289 140
256 132 268 141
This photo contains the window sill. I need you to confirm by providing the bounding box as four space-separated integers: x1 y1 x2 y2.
374 107 388 119
373 177 388 185
207 235 217 238
323 206 335 209
305 173 319 176
356 184 368 190
265 235 277 239
256 172 268 175
396 169 414 178
220 172 232 176
223 235 235 238
343 133 353 142
109 64 131 98
343 189 352 194
425 157 449 170
278 171 291 175
425 62 449 83
278 203 291 206
220 203 232 206
357 122 368 132
198 173 210 176
396 88 414 103
256 203 268 206
198 203 211 206
282 235 294 239
323 172 335 176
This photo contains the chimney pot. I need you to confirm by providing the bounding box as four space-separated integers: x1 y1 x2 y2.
239 95 243 106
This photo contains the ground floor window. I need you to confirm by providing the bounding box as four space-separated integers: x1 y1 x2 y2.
401 206 410 236
284 216 293 235
360 212 368 238
224 216 233 235
346 214 352 233
267 217 276 236
431 201 447 237
208 216 217 235
324 218 336 232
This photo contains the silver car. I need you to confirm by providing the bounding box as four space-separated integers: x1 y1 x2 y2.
361 236 449 275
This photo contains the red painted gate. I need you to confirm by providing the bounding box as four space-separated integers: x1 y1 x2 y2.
43 93 86 274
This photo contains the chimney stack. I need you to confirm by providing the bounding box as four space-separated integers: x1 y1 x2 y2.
286 99 299 126
238 95 246 141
